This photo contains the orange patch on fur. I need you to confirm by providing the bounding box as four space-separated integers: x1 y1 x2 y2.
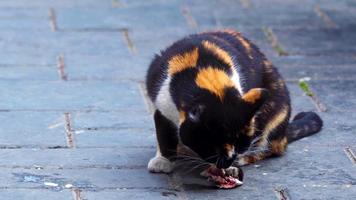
259 106 289 147
202 40 234 67
179 110 186 125
220 29 253 58
168 48 199 75
224 143 235 158
224 144 234 152
242 88 262 104
195 67 234 100
240 154 266 165
236 36 252 57
246 116 256 137
270 137 288 155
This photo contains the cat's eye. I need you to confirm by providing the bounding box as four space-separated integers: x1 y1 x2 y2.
188 105 204 122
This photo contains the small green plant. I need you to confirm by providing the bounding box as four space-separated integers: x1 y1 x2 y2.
298 80 314 97
298 78 327 112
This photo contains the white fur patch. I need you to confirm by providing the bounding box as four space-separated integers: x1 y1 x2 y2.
225 166 241 178
154 77 179 126
227 146 235 158
231 67 244 95
147 155 173 173
236 157 249 166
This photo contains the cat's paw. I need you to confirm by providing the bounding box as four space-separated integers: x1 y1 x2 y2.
225 166 243 180
147 156 173 173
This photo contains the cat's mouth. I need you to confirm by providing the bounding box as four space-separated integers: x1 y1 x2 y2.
200 165 243 189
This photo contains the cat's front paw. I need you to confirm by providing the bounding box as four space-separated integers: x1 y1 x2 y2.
225 166 243 181
147 156 173 173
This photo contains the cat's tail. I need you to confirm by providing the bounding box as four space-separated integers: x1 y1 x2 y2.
286 112 323 143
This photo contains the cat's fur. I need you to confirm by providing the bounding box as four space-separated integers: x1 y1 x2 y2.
145 29 323 173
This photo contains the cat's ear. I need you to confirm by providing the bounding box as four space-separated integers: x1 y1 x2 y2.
242 88 269 108
188 105 205 123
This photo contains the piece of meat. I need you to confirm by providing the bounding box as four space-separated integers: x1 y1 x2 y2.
201 166 243 189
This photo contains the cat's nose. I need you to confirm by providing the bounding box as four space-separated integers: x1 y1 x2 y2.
216 154 237 169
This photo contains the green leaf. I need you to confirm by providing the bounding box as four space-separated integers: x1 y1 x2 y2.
298 80 313 97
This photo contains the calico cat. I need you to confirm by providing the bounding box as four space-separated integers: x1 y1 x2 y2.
145 29 323 174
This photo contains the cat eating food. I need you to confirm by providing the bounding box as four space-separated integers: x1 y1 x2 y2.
145 29 323 188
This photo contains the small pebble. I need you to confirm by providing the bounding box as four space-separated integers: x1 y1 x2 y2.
75 130 85 134
299 77 311 82
44 182 58 187
34 165 43 170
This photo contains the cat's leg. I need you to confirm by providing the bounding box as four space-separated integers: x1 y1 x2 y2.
148 110 179 173
235 136 288 166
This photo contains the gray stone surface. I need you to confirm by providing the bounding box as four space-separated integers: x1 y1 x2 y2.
0 0 355 199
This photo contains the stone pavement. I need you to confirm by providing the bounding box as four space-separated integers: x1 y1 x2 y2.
0 0 355 199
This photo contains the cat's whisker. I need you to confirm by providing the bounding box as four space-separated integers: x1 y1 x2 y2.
175 158 204 165
180 162 211 175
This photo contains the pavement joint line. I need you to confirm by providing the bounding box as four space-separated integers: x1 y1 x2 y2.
262 26 289 56
3 76 356 83
138 82 155 114
314 5 338 29
57 54 68 81
0 64 56 68
274 187 290 200
48 7 58 32
111 0 122 8
0 145 156 149
0 108 147 113
284 52 356 57
6 75 356 83
121 29 137 54
280 63 356 69
75 127 153 133
1 144 354 150
0 165 147 170
64 112 76 148
59 27 128 32
344 147 356 165
285 77 356 83
181 4 198 31
72 188 85 200
0 186 173 191
0 145 68 149
239 0 251 8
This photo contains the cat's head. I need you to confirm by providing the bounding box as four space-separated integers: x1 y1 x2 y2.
179 87 268 169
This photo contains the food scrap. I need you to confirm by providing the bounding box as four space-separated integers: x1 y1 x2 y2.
201 165 243 189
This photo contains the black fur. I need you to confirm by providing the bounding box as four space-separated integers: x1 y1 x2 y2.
287 112 323 143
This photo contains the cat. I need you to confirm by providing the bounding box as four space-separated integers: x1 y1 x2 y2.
145 29 323 174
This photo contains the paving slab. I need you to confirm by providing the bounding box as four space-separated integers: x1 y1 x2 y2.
56 4 186 31
0 112 66 147
0 189 72 200
0 80 145 111
0 148 153 168
0 0 112 8
84 189 181 200
0 168 169 190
